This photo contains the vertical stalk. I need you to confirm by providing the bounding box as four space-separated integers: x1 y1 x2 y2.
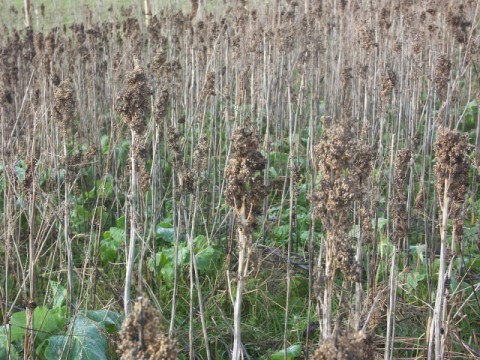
64 139 74 314
428 178 450 360
232 220 249 360
24 0 31 27
124 130 137 315
322 252 333 338
384 246 397 360
143 0 152 27
169 173 179 336
25 126 37 360
354 201 363 330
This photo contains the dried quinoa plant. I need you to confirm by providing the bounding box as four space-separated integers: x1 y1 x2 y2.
434 55 451 99
225 128 266 232
52 78 77 314
428 127 470 359
53 79 76 136
117 60 151 135
116 60 151 314
312 118 373 338
225 127 266 359
312 330 375 360
392 148 413 247
118 298 178 360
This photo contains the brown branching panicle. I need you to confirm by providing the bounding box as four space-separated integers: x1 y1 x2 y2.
392 148 413 245
225 127 266 233
118 298 178 360
434 128 470 238
53 79 76 136
117 61 151 134
313 330 375 360
312 119 373 281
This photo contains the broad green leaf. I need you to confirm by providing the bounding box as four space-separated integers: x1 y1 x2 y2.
41 317 107 360
406 273 418 290
99 243 117 263
0 345 20 360
195 246 220 273
85 310 123 333
49 281 67 308
100 227 125 263
14 161 26 182
103 227 125 244
194 235 207 249
0 325 9 347
410 244 426 264
273 225 290 243
148 251 168 272
375 217 388 231
100 135 110 155
149 246 189 283
270 344 302 359
89 176 114 199
156 224 175 243
9 306 66 342
269 166 278 177
115 216 126 229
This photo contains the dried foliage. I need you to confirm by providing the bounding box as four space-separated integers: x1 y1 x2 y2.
225 127 266 233
312 119 373 281
53 79 76 136
313 331 375 360
118 298 178 360
392 148 413 245
117 62 151 134
434 128 470 236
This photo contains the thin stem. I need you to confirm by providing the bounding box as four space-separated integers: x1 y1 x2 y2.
232 222 249 359
124 130 138 315
428 178 450 360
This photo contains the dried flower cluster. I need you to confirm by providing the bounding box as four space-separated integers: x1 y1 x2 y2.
312 119 373 282
132 141 151 192
53 79 76 136
434 128 470 237
67 146 96 167
392 148 413 246
117 62 151 134
23 157 36 195
225 127 266 233
166 126 203 194
153 88 169 128
313 331 375 360
446 4 471 44
381 66 397 100
434 55 451 98
118 298 178 360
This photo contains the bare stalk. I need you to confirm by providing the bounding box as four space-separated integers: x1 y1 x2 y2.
23 0 31 27
25 126 37 360
384 245 397 360
124 130 137 315
63 139 74 314
143 0 152 27
354 202 363 330
428 179 450 359
232 219 250 360
225 128 266 359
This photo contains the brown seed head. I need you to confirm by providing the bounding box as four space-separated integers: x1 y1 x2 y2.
53 79 76 136
118 298 178 360
117 61 151 134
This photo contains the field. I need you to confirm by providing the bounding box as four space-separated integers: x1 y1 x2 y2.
0 0 479 359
